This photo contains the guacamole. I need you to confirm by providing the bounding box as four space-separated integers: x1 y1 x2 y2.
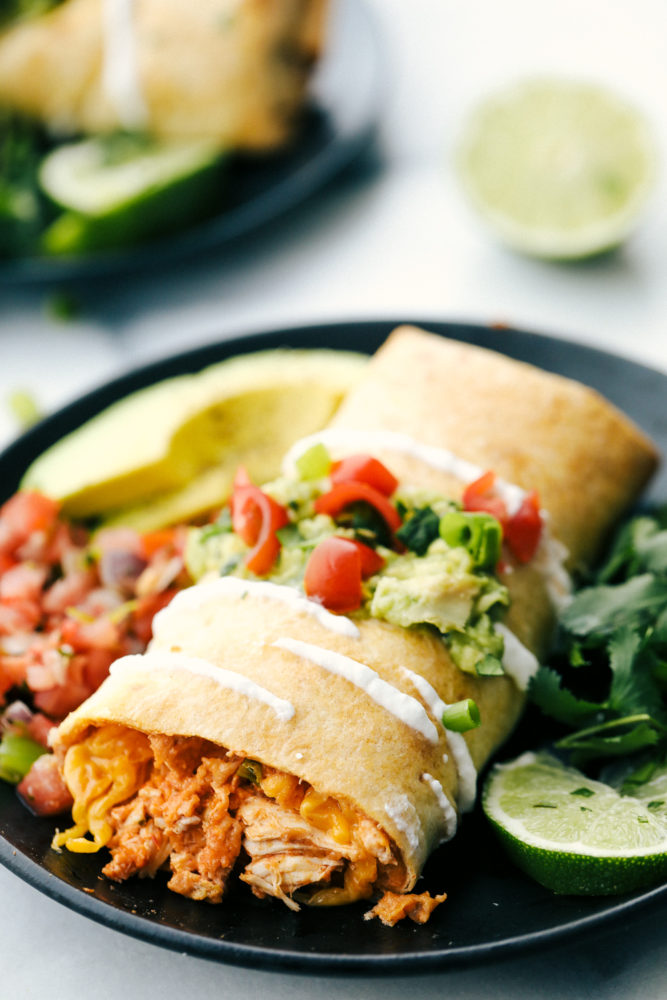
185 450 509 677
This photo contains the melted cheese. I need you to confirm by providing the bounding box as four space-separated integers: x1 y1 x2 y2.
52 725 151 853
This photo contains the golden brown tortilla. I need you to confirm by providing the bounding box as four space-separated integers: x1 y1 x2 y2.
0 0 327 147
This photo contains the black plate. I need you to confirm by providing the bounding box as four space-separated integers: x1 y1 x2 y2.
0 0 383 284
1 319 666 974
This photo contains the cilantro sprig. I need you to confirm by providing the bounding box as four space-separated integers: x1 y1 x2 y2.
529 509 667 769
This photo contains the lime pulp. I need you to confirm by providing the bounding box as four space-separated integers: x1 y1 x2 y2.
456 78 656 260
482 751 667 895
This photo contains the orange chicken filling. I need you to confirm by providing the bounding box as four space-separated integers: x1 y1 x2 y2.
53 725 425 916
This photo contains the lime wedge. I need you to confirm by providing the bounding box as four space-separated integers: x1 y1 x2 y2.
39 134 225 254
482 751 667 894
456 79 656 259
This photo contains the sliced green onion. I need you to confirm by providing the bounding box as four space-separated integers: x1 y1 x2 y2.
0 734 46 784
441 698 481 733
439 511 502 570
238 758 263 785
296 442 331 481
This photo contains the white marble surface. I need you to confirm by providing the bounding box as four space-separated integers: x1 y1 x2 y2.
2 0 667 995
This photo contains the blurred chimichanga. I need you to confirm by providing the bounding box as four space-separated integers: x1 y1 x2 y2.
0 0 328 147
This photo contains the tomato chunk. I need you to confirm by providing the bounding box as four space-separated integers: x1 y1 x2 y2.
314 481 402 534
348 538 385 577
17 753 73 817
304 537 365 612
462 471 508 527
505 490 542 563
331 455 398 496
230 469 289 576
0 491 61 554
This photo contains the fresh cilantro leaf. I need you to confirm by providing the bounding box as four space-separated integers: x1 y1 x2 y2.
396 506 440 556
608 626 665 721
528 666 601 727
561 574 667 639
558 720 662 760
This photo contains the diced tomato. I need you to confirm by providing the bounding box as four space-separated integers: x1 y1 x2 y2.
42 569 96 616
230 470 289 576
33 681 91 719
0 563 47 603
505 490 542 563
314 481 403 534
464 472 542 564
304 537 364 613
140 527 179 559
0 491 60 554
462 471 508 527
0 553 16 574
27 712 57 748
348 539 385 577
17 753 73 816
130 589 178 644
331 455 398 496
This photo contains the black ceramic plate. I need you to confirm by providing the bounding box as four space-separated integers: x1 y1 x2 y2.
1 320 666 974
0 0 383 283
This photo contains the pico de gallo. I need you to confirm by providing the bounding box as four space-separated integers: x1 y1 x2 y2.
0 489 189 813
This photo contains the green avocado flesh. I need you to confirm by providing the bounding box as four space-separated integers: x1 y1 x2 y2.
22 350 367 529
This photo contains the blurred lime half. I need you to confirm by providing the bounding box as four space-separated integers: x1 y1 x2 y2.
39 134 225 254
456 79 656 259
483 751 667 895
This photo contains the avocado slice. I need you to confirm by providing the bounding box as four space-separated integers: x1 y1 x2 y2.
21 349 367 524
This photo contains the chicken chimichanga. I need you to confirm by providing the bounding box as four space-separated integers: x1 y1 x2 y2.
0 0 327 147
50 327 658 924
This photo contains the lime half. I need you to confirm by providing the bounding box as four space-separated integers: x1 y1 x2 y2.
457 79 656 259
39 134 225 254
483 751 667 895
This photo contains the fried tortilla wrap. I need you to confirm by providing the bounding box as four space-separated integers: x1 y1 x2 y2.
50 327 659 924
0 0 327 147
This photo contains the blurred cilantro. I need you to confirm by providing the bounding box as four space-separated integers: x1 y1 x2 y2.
529 508 667 769
0 110 54 256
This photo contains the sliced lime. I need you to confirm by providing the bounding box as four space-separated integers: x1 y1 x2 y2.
482 751 667 894
39 134 225 254
456 78 656 259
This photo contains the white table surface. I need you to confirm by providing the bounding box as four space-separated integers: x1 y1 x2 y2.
2 0 667 994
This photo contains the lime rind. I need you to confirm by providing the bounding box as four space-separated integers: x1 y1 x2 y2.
39 137 222 216
456 78 657 260
483 751 667 894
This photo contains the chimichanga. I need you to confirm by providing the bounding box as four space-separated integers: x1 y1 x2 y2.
50 327 658 924
0 0 328 146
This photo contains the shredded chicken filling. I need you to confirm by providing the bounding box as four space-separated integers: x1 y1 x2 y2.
53 726 413 912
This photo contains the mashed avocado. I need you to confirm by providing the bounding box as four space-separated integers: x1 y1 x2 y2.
186 463 510 677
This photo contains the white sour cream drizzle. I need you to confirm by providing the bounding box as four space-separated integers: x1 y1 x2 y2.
283 428 572 605
421 773 458 842
272 637 439 744
110 651 295 721
401 667 477 813
152 577 360 640
384 794 422 854
102 0 149 131
283 429 527 514
494 623 539 690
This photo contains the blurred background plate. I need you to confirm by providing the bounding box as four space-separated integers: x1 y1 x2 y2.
1 319 666 973
0 0 384 284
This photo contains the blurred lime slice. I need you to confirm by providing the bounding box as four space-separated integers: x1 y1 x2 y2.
456 79 656 259
39 134 225 254
483 751 667 895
